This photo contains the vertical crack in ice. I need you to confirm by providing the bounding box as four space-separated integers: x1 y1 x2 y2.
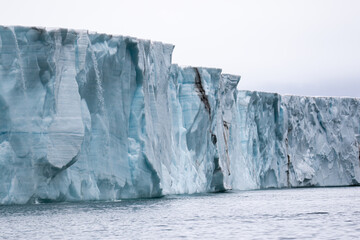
285 136 291 187
358 142 360 166
194 67 227 191
223 121 231 175
53 32 63 113
193 67 217 142
219 74 240 177
10 27 27 96
194 67 211 118
88 37 105 113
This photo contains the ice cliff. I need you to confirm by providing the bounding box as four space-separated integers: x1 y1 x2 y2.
0 26 359 204
230 91 360 190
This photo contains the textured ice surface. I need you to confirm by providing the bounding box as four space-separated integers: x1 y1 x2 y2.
230 91 360 189
0 26 359 204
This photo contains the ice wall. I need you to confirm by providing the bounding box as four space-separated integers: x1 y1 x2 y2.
229 91 360 189
0 26 359 204
0 26 229 204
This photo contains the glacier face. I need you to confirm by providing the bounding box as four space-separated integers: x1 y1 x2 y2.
230 91 360 189
0 26 228 203
0 26 359 204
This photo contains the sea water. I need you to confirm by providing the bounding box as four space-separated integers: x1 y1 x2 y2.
1 187 359 239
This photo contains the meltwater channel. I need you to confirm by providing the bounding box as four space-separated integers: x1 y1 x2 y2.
1 187 360 239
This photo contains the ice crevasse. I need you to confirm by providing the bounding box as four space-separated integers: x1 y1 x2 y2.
0 26 359 204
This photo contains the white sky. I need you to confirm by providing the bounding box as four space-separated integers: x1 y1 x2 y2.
1 0 360 97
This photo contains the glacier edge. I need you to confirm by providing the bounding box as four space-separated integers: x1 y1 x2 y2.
0 26 359 204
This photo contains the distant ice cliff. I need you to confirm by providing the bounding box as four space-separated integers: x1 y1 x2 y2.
0 26 359 204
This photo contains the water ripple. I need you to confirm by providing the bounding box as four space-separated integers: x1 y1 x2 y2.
0 187 359 239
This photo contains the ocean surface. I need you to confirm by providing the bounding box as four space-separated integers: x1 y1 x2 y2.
1 187 359 239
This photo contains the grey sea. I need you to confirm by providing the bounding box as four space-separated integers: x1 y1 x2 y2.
1 187 359 239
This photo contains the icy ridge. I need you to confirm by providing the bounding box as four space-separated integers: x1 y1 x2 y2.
0 26 359 204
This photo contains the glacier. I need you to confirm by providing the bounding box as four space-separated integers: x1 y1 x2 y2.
0 26 359 204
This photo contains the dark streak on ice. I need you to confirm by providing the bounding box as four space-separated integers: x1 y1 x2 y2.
223 120 231 175
51 152 80 179
193 68 225 189
194 67 211 117
194 67 218 146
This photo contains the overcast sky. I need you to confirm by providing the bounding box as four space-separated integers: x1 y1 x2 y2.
1 0 360 97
